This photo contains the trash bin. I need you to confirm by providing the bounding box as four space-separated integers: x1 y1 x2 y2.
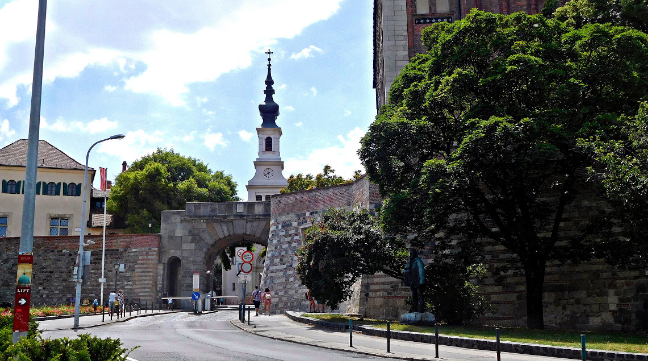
204 294 211 311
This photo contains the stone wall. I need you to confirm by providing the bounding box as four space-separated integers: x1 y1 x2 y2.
262 176 382 314
0 234 160 306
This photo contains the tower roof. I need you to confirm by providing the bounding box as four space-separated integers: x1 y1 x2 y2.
258 49 280 128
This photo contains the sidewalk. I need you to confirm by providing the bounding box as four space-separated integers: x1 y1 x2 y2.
37 309 181 331
229 312 578 361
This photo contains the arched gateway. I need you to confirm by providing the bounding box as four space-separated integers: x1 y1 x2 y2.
159 201 270 309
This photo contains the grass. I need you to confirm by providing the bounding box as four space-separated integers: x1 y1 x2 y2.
302 314 648 354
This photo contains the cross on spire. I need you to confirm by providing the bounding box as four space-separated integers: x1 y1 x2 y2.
265 49 273 65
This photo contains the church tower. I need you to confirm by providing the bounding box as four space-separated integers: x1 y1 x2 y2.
246 50 288 201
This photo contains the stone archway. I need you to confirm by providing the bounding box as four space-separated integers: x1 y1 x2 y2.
159 201 270 309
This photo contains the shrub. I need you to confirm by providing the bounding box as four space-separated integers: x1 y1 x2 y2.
1 334 135 361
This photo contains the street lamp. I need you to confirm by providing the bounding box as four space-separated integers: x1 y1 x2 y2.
73 134 125 329
113 262 120 293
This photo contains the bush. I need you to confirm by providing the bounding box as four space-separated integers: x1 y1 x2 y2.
1 334 135 361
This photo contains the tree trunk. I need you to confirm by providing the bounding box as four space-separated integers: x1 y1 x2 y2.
524 260 546 329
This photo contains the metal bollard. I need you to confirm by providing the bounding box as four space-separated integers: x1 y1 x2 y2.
102 304 105 322
130 303 132 317
387 321 391 353
435 323 439 358
496 328 501 361
349 319 353 347
248 306 251 325
581 334 586 361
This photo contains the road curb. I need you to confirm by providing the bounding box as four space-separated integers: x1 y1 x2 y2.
285 311 648 361
38 310 187 331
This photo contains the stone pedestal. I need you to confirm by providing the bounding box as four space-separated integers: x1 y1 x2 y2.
400 312 436 325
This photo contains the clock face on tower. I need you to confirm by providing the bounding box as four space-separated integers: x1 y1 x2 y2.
263 168 274 179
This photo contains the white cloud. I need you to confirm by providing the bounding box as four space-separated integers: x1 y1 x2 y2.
202 109 215 115
0 0 344 107
295 122 303 127
182 131 196 142
0 119 16 142
238 130 253 141
104 85 117 92
284 127 365 178
96 129 169 163
290 45 323 60
284 105 295 111
42 117 118 134
277 84 287 90
310 86 317 96
343 110 352 117
204 132 226 150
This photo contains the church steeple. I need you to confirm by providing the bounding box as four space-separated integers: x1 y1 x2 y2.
258 49 279 128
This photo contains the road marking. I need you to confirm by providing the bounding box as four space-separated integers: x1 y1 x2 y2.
126 357 138 361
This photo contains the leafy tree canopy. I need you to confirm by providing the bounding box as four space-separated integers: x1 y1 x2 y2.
360 10 648 328
107 148 238 233
555 0 648 32
280 165 362 194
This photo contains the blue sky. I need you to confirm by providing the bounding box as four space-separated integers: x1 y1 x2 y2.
0 0 377 200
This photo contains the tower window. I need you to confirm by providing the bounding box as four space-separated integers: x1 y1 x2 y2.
7 181 16 194
265 137 272 151
47 182 56 195
256 195 263 201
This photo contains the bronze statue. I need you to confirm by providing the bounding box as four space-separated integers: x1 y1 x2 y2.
403 249 425 313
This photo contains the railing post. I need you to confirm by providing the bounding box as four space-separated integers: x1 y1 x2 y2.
496 327 501 361
435 323 439 358
102 303 105 322
248 306 251 325
349 319 353 347
581 334 586 361
387 321 391 353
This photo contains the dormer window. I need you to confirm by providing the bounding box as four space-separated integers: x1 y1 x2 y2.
265 137 272 151
7 180 16 194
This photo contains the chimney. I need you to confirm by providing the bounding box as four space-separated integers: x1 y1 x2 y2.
107 181 112 190
122 161 127 173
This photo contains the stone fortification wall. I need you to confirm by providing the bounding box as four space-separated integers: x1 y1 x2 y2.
0 234 160 306
262 176 382 314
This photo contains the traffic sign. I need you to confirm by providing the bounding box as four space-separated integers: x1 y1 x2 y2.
191 291 201 301
241 251 254 263
238 274 251 283
236 247 246 258
240 262 252 274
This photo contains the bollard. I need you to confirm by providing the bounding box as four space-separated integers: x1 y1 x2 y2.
387 321 391 353
581 334 586 361
248 306 251 325
145 301 148 313
435 323 439 358
102 304 105 322
349 319 353 347
496 328 501 361
110 305 113 320
130 303 132 317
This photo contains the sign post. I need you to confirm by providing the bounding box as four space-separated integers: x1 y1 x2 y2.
13 254 33 339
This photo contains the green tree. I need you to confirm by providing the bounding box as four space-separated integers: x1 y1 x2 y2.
296 208 406 310
280 165 361 194
360 11 648 328
555 0 648 32
107 149 238 233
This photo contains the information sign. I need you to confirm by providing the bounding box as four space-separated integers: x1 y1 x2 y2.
235 247 246 259
191 291 201 301
13 286 31 332
193 272 199 292
238 274 251 283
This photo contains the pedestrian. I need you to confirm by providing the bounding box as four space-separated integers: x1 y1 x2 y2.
261 287 272 315
168 297 173 310
307 290 315 313
92 298 98 314
251 286 262 316
117 290 125 316
108 291 116 315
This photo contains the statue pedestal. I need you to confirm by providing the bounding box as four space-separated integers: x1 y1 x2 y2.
400 312 436 325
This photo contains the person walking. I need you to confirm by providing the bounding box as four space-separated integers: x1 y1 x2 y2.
307 290 315 313
117 290 125 317
108 291 116 316
261 288 272 315
251 286 262 316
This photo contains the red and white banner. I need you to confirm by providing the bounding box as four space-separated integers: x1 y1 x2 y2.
99 167 107 191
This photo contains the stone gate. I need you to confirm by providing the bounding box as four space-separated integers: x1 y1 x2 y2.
159 201 270 309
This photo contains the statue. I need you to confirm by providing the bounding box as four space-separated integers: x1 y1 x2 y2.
403 249 425 313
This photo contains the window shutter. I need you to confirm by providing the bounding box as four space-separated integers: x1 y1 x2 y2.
42 182 47 195
1 180 6 193
55 182 61 195
76 183 82 196
36 181 41 195
63 183 68 196
16 181 21 194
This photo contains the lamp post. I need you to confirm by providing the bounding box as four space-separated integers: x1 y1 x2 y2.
73 134 125 329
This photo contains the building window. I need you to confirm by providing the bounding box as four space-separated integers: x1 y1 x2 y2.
256 195 263 201
436 0 449 13
68 183 77 196
265 195 272 201
232 283 236 292
416 0 430 13
0 217 7 237
7 181 16 194
47 182 56 195
50 217 69 236
265 137 272 151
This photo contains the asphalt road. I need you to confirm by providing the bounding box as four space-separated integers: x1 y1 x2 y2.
41 310 400 361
